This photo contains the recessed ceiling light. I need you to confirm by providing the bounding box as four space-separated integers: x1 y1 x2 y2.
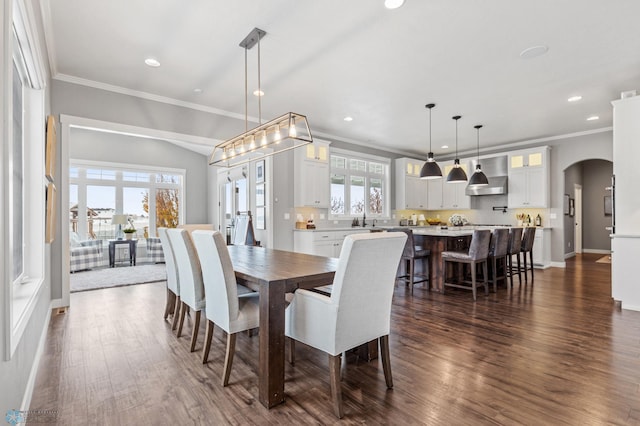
384 0 405 9
344 116 353 122
519 45 549 59
568 95 582 102
587 115 599 121
253 90 264 97
441 145 449 149
144 58 161 67
193 88 202 93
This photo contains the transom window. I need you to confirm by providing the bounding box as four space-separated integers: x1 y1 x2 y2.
330 150 390 218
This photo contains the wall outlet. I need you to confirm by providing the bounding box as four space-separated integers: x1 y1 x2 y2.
320 214 325 220
333 220 338 224
284 213 290 220
550 213 557 219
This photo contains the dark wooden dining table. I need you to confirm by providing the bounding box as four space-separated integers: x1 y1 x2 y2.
226 245 339 409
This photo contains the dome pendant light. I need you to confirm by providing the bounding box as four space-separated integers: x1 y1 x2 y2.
446 115 468 183
419 103 443 179
469 124 489 186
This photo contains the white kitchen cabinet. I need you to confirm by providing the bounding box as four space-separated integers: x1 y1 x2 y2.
294 140 330 207
294 229 369 257
395 158 428 210
531 227 550 268
507 147 549 208
437 160 471 210
427 179 443 210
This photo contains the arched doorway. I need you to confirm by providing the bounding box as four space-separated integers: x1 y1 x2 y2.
563 159 613 259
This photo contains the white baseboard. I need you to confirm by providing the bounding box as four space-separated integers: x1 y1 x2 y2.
564 252 576 259
582 249 612 254
20 303 53 412
50 298 67 309
550 261 566 268
621 302 640 312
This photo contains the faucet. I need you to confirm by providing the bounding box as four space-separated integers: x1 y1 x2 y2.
362 212 366 227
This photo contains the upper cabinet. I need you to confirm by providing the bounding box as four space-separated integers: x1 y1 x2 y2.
395 158 428 210
441 160 471 209
507 147 550 208
294 140 330 207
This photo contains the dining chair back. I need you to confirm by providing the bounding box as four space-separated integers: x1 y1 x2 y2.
285 232 407 418
158 227 180 327
192 230 260 385
167 228 206 351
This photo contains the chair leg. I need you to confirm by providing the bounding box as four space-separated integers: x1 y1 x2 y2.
471 262 477 301
329 354 344 418
409 259 415 295
508 255 514 287
202 320 214 364
222 332 237 387
516 254 522 285
379 335 393 389
522 253 528 284
530 251 535 283
176 302 187 338
287 338 295 365
164 288 175 320
171 296 181 330
190 310 201 352
483 261 489 295
492 257 498 293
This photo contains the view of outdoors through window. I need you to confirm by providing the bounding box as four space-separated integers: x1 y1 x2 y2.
70 165 183 241
330 154 388 217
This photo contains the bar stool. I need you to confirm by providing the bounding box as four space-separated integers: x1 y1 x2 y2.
521 227 537 283
442 230 492 301
487 228 510 293
389 228 430 294
506 227 523 287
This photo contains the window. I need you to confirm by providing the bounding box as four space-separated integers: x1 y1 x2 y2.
70 163 184 240
329 149 390 218
11 59 25 283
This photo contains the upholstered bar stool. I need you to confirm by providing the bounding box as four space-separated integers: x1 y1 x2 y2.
487 228 510 292
506 227 523 287
388 228 430 294
442 230 492 301
521 227 537 283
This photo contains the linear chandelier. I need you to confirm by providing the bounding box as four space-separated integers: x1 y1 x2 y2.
209 28 313 167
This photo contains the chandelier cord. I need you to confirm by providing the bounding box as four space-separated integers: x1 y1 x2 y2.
244 46 248 133
258 36 262 125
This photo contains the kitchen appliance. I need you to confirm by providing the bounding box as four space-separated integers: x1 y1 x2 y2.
465 155 508 196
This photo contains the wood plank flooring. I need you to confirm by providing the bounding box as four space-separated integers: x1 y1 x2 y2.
31 254 640 424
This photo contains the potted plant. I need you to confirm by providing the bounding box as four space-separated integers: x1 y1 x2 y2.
123 228 136 240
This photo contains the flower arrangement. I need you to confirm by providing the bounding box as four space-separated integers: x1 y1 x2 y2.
449 214 468 226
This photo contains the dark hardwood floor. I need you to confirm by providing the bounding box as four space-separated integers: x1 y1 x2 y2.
31 254 640 424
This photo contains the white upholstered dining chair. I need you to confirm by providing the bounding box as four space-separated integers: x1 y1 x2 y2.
284 232 407 418
158 227 180 329
167 228 206 352
191 230 260 386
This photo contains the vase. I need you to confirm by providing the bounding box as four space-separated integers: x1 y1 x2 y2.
125 233 133 240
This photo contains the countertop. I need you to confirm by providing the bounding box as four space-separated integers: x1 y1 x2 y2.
293 225 547 233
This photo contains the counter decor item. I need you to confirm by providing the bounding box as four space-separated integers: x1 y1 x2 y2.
426 218 441 226
516 213 525 226
535 214 542 227
449 214 467 226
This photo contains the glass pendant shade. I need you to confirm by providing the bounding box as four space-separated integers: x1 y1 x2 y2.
468 124 488 186
446 115 467 183
419 103 442 179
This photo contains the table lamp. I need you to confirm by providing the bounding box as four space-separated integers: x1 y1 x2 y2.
112 214 127 240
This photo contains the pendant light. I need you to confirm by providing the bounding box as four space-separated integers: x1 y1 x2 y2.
446 115 468 183
419 103 443 179
469 125 489 186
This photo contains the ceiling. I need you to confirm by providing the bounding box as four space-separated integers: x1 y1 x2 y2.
43 0 640 158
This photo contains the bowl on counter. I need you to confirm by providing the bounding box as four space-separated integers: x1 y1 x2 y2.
426 219 441 226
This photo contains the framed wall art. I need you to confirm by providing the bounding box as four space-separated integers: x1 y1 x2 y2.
45 115 57 182
256 160 265 184
569 198 575 217
256 207 265 230
256 183 265 207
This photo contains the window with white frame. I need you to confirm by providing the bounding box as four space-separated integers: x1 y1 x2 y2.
329 150 390 218
69 163 184 240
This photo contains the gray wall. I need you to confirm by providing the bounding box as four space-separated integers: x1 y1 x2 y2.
582 159 613 251
564 163 583 255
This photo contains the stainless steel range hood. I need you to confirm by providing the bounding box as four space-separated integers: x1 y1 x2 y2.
466 155 508 196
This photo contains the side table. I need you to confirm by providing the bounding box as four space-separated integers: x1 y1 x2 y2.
109 239 137 267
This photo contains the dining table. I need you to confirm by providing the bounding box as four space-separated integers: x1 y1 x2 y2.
226 245 339 409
